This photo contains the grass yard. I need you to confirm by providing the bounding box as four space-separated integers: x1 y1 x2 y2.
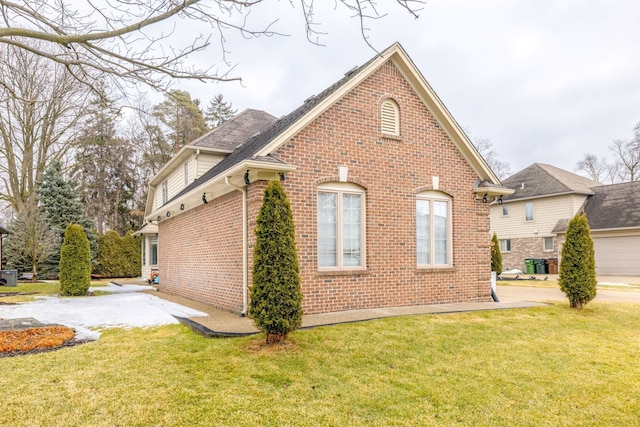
0 278 139 303
0 302 639 426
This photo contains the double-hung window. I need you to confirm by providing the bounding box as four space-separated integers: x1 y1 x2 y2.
317 183 365 269
417 191 452 267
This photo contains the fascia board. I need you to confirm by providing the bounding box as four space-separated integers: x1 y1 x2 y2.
146 160 296 221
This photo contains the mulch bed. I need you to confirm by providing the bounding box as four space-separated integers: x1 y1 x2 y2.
0 325 93 358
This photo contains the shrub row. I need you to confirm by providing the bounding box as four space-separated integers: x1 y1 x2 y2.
94 231 141 278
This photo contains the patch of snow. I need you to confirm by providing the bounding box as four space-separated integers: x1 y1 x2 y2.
0 292 207 341
503 269 524 274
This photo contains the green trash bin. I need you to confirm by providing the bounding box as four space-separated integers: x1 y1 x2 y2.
524 259 535 274
534 259 548 274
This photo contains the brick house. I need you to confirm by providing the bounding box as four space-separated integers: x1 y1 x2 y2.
490 163 640 276
142 43 512 315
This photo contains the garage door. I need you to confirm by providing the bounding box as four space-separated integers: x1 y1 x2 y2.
593 236 640 275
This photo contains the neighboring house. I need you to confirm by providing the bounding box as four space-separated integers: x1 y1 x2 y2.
142 42 512 315
555 181 640 276
491 162 640 276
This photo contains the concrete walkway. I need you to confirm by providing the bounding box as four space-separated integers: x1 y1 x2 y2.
149 290 547 338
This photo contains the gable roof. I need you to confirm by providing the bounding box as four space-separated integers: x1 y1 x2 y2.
581 181 640 230
147 42 510 220
501 163 601 201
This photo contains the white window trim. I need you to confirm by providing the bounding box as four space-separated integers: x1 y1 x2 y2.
502 205 509 217
161 180 168 205
184 161 189 187
524 201 534 222
317 182 366 271
416 191 453 268
499 239 512 253
543 237 554 252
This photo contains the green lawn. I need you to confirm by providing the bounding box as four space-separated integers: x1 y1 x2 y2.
1 303 639 426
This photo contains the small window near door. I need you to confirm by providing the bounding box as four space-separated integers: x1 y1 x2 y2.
543 237 554 252
150 237 158 265
499 239 511 253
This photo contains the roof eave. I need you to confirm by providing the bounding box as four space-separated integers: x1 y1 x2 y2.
146 160 296 222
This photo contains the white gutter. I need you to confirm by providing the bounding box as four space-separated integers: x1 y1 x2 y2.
225 176 249 316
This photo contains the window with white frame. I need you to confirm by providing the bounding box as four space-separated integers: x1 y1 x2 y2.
161 180 168 205
416 191 452 267
525 202 534 221
317 183 365 269
543 237 554 252
150 237 158 265
381 98 400 135
499 239 511 253
502 205 509 216
184 162 189 187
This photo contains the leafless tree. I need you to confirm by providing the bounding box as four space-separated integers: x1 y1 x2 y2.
575 153 611 183
471 137 512 180
610 137 640 182
0 0 424 94
0 42 91 213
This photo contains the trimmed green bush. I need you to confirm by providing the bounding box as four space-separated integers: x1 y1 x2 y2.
59 224 91 296
491 233 503 275
249 180 303 344
95 230 142 278
559 213 597 309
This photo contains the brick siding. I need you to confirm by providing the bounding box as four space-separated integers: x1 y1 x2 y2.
159 60 493 314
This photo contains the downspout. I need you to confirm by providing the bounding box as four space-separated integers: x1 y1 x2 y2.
225 176 248 316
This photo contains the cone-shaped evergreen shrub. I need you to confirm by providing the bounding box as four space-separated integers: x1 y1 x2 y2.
59 224 92 296
559 213 597 309
491 233 503 275
249 180 303 343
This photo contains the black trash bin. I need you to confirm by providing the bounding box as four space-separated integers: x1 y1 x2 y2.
534 259 548 274
0 270 18 287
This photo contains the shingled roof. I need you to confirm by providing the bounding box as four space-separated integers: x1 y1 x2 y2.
169 58 368 204
502 163 601 201
581 181 640 230
188 109 277 152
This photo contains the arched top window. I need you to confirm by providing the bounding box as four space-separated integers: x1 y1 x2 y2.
381 98 400 136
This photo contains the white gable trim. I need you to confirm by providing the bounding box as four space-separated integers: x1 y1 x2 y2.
255 42 500 185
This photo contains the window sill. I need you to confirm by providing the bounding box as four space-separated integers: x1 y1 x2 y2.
416 266 456 274
317 268 368 276
381 133 402 141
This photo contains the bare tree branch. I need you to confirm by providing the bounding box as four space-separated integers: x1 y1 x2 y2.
0 0 424 94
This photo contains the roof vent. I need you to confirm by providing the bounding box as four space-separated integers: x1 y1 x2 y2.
344 66 358 76
303 94 316 103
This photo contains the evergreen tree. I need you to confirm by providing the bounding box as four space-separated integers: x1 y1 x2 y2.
249 180 303 344
38 161 98 277
2 195 57 277
490 233 503 275
205 94 237 128
153 89 208 151
59 224 91 296
74 84 137 235
559 213 597 309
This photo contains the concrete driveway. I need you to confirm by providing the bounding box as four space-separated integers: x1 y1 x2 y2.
497 284 640 304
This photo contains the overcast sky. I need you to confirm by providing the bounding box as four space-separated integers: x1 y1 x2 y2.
165 0 640 177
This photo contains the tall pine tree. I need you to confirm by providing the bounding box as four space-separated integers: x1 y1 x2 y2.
38 161 98 277
205 94 237 128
